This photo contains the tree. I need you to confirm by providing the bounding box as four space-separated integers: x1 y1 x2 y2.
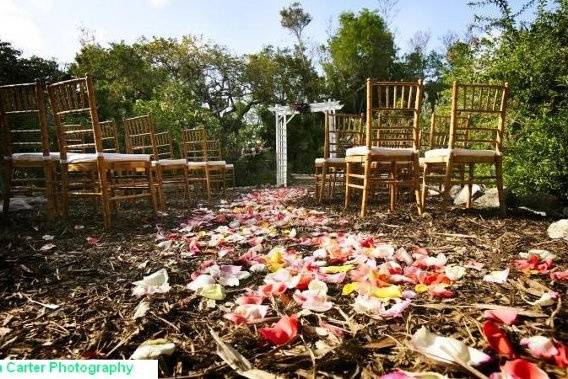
280 2 312 59
0 40 65 85
322 9 397 112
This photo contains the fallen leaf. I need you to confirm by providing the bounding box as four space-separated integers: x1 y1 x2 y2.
130 339 175 359
133 300 150 319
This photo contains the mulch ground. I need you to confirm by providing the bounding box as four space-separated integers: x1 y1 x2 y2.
0 185 566 378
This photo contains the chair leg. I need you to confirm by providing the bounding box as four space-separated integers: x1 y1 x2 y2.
413 156 422 215
331 170 337 198
389 162 397 212
183 167 191 203
42 160 57 218
319 164 327 203
98 167 112 229
495 157 505 215
344 162 352 209
222 167 227 195
442 159 454 207
149 166 159 212
314 165 321 200
204 167 211 201
420 163 429 214
60 164 70 219
360 158 370 217
466 163 474 209
2 161 13 215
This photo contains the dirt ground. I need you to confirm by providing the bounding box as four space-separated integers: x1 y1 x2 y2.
0 186 566 378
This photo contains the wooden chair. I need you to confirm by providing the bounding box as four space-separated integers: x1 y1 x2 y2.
315 113 363 202
48 76 156 227
420 82 509 214
181 128 226 199
0 82 57 216
207 139 234 189
100 120 120 153
154 130 192 208
123 115 190 209
345 79 424 216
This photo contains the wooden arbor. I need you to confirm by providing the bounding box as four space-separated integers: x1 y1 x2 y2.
270 100 342 187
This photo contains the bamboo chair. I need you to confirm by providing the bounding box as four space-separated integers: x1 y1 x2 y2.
420 114 471 193
153 130 191 208
124 115 192 209
345 79 424 216
0 82 57 216
47 76 156 227
181 128 226 199
207 139 234 189
420 82 509 214
315 113 363 202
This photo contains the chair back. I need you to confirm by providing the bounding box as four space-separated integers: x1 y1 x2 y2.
47 76 102 161
324 113 363 158
100 120 120 153
181 128 208 162
123 115 157 157
0 82 50 157
428 114 470 149
154 131 175 160
206 139 223 161
449 82 509 152
365 80 423 150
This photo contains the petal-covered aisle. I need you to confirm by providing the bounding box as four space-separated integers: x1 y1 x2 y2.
1 187 567 378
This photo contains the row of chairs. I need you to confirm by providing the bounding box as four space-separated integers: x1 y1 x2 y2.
315 79 509 216
0 76 234 227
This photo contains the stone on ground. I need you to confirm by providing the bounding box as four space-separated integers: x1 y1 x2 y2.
547 219 568 240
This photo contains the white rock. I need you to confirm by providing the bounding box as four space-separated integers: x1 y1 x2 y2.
547 219 568 240
454 185 482 205
0 198 32 212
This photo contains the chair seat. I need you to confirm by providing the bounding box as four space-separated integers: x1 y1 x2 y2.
187 160 226 167
226 163 234 169
315 157 346 165
151 159 187 167
64 152 152 164
424 148 498 159
346 146 417 157
8 152 60 161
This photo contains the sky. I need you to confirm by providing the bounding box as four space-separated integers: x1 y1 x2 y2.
0 0 537 65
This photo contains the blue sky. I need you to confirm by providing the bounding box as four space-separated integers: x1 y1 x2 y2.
0 0 536 64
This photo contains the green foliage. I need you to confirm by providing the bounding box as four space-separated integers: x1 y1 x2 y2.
323 9 396 111
0 40 65 84
438 0 568 200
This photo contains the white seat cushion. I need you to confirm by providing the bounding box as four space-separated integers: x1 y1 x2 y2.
346 146 417 157
424 148 498 159
64 152 151 164
152 159 187 166
187 160 226 167
9 152 60 161
315 157 346 164
225 163 234 169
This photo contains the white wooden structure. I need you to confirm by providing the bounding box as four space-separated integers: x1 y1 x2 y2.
270 100 342 186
